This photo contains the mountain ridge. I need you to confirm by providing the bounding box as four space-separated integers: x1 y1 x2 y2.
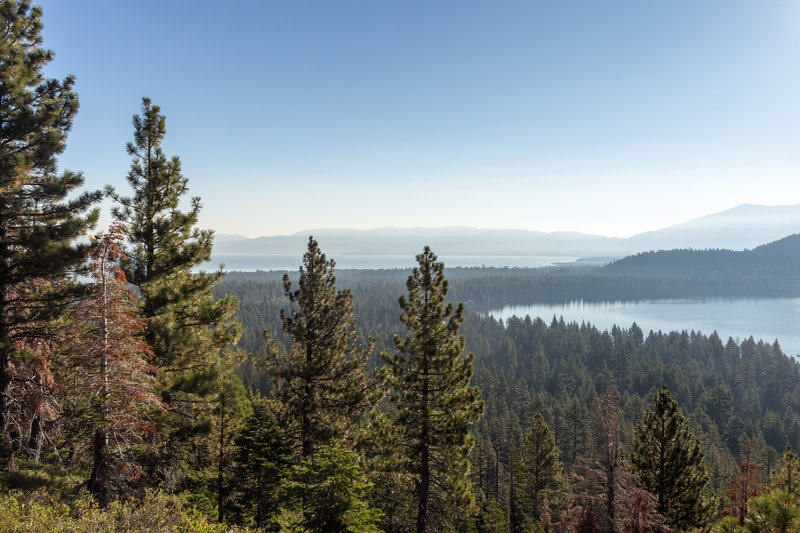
212 203 800 258
603 232 800 276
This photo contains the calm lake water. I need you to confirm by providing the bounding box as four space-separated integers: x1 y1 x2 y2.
203 254 578 271
488 298 800 357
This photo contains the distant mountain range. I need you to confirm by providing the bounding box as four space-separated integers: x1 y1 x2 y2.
213 203 800 258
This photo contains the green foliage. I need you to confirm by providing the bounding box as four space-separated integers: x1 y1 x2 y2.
633 385 713 529
281 443 382 533
0 489 248 532
744 489 800 533
771 446 800 496
361 412 416 533
0 0 100 460
265 237 383 457
107 98 241 479
210 368 251 523
226 269 800 529
227 404 292 530
475 498 509 533
711 516 747 532
571 388 664 532
0 456 85 502
710 449 800 532
383 247 483 532
519 412 564 523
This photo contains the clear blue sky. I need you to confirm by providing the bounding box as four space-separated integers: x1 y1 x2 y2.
38 0 800 238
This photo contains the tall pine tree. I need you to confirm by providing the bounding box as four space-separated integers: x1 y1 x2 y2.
0 0 100 461
633 385 713 530
265 237 383 458
106 98 240 475
383 246 483 533
519 411 564 524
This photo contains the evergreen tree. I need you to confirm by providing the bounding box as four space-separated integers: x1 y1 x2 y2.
383 246 484 533
61 225 162 501
281 442 383 533
265 237 382 457
362 412 415 533
475 498 509 533
571 389 665 533
227 404 292 531
633 385 713 529
771 446 800 497
744 489 800 533
212 368 249 523
0 0 100 461
107 98 240 473
519 411 564 524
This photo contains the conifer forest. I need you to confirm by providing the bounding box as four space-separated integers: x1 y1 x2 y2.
3 1 800 532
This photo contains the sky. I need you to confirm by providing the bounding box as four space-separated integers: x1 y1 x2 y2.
37 0 800 238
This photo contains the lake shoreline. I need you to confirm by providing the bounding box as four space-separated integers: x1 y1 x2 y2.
487 296 800 357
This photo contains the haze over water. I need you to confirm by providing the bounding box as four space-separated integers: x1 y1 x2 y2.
489 297 800 358
206 254 578 271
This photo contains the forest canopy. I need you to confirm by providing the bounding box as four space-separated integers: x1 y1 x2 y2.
2 1 800 532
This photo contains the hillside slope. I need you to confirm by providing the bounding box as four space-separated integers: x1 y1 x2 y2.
604 233 800 276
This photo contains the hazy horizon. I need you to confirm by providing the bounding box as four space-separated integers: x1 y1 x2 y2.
38 1 800 239
214 202 800 240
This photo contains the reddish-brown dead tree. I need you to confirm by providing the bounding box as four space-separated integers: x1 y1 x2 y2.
725 439 763 526
61 225 162 501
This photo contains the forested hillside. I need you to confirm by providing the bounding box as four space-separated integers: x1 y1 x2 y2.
218 268 800 531
605 233 800 276
4 2 800 531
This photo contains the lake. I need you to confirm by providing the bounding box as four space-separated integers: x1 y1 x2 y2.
203 254 578 271
488 297 800 357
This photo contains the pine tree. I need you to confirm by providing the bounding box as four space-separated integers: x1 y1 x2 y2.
227 403 292 531
570 389 665 533
476 498 510 533
0 0 100 462
744 489 800 533
107 98 240 471
281 442 383 533
771 446 800 497
265 237 383 458
61 225 162 501
520 411 564 524
212 368 249 523
383 246 484 533
633 385 713 529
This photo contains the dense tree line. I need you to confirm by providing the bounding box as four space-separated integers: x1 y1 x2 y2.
4 2 800 532
0 5 482 531
220 265 800 531
219 263 800 323
605 233 800 277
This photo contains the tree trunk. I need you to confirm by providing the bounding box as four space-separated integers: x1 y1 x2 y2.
88 427 107 498
416 362 430 533
217 396 226 523
27 413 43 460
88 254 110 500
